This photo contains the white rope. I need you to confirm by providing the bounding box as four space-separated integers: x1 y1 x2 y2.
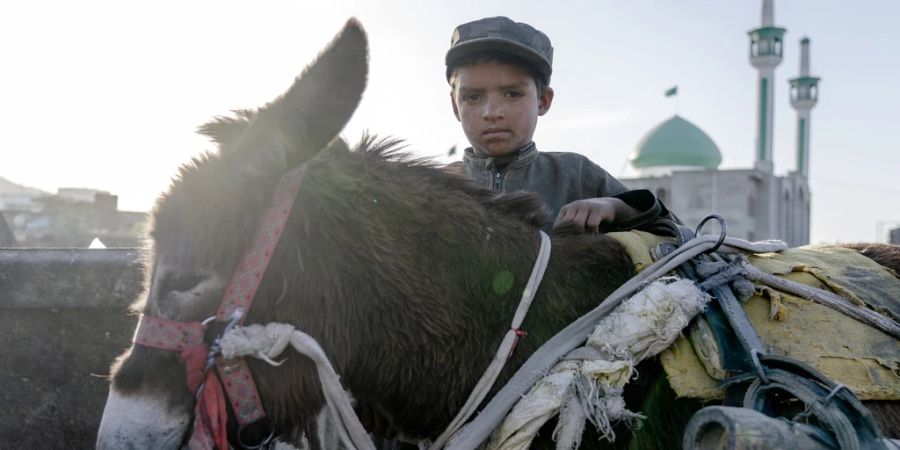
427 230 552 450
219 323 376 450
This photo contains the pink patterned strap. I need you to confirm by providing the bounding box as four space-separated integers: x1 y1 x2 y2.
217 358 266 426
133 315 206 351
216 164 308 322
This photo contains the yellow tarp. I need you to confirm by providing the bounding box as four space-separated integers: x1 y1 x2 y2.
605 233 900 401
606 230 672 274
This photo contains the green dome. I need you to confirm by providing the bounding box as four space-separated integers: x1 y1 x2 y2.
630 116 722 169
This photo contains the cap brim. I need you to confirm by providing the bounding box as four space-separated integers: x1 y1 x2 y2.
445 38 552 81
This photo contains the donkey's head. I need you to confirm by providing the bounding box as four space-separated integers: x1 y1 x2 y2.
97 20 368 449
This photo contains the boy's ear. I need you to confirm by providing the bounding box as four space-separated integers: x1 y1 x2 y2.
450 91 461 121
538 86 555 116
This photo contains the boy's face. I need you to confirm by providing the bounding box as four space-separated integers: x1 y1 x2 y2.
451 61 554 158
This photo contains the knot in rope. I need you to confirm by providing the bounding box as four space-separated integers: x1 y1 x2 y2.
695 256 755 301
220 323 296 366
217 322 376 450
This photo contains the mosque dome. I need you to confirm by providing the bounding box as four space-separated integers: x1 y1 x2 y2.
629 115 722 171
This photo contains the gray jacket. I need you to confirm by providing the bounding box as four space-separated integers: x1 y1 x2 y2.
449 143 677 233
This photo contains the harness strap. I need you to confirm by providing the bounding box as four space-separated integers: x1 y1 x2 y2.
133 315 206 351
217 164 308 322
428 230 552 450
446 235 789 450
741 260 900 340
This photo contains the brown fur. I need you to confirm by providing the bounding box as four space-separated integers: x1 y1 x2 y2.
841 243 900 277
107 21 899 449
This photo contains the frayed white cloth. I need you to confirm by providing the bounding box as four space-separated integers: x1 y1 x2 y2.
586 277 709 361
219 323 375 450
220 322 295 365
486 278 710 450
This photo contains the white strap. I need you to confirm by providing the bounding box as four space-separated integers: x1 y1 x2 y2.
427 230 552 450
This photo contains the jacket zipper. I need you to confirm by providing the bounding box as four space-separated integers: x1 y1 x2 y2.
493 168 504 191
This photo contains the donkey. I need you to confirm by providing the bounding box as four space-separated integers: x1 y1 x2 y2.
97 20 899 449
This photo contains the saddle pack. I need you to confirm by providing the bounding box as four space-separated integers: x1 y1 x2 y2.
607 230 900 402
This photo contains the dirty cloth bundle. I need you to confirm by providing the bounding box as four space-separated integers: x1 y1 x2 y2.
486 278 711 450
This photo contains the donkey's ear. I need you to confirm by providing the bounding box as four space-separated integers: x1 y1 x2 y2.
246 19 368 169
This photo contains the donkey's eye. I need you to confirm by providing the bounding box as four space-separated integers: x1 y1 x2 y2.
158 273 204 295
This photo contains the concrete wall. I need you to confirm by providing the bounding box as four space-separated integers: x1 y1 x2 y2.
622 169 763 241
0 248 145 449
622 167 813 244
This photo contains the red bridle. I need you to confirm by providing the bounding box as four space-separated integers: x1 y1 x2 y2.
133 162 308 449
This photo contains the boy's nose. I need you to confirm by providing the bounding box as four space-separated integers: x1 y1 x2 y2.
482 98 504 121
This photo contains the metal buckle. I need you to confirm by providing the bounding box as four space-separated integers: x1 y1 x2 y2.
694 214 727 254
194 308 244 400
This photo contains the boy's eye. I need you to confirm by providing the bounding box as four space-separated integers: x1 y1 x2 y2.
462 93 481 102
506 90 524 98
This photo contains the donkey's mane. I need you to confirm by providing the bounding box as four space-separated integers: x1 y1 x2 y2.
196 107 452 172
151 101 553 306
197 109 258 147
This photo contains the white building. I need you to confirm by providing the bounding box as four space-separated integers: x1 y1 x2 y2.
621 0 819 247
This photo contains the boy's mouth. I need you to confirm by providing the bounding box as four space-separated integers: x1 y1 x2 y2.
482 128 510 139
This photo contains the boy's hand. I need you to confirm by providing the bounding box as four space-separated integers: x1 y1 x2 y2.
553 197 631 234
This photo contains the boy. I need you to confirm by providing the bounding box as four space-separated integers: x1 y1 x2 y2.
446 16 677 234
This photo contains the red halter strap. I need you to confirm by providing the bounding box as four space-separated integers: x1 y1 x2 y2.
133 315 206 351
132 162 308 449
216 162 306 322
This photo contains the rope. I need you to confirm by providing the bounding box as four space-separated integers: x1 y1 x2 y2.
740 259 900 340
444 235 788 450
427 230 552 450
219 323 376 450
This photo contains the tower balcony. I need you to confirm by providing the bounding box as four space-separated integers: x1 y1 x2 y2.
789 76 821 110
749 26 786 68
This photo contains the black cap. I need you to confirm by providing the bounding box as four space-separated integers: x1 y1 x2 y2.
446 16 553 84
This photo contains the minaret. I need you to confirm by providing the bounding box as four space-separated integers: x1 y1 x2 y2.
748 0 786 171
789 38 820 178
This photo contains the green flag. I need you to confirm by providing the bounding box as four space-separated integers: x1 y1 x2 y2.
665 86 678 97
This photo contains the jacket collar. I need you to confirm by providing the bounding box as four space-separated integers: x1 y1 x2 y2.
462 142 538 169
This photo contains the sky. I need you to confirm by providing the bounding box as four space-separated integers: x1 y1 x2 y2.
1 0 899 243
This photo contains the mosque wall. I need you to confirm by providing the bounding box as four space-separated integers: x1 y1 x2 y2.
623 169 768 242
774 172 811 246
